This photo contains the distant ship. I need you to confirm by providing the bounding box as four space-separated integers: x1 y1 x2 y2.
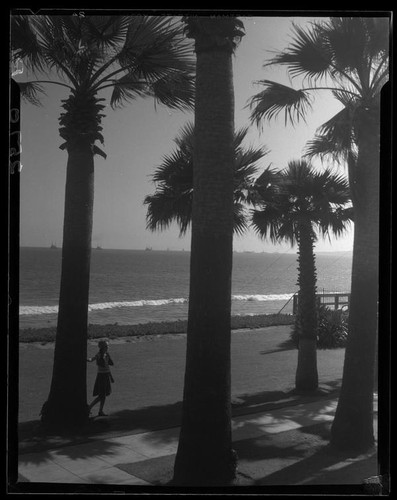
50 242 58 249
145 246 152 251
96 245 103 250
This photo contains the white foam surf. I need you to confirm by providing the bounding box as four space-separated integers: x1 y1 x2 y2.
20 293 295 316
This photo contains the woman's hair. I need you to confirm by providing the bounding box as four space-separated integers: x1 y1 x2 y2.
98 340 109 350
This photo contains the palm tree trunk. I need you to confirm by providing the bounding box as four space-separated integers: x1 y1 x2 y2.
295 222 319 392
331 104 380 451
41 138 94 429
173 40 236 485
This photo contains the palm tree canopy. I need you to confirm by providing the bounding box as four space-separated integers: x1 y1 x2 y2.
11 14 195 152
251 160 352 246
182 15 245 52
248 17 389 161
144 123 269 236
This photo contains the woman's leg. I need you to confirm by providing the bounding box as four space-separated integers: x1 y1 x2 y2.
88 396 101 411
98 396 107 415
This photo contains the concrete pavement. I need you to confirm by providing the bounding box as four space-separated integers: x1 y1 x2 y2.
16 394 379 490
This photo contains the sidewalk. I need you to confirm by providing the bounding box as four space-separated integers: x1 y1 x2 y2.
15 393 379 491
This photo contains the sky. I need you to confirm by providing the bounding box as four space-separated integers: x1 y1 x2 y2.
15 14 355 253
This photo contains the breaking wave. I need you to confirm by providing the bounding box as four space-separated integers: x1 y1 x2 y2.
19 293 295 316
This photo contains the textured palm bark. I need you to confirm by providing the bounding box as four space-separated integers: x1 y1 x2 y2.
295 222 319 392
173 42 236 485
331 104 380 451
41 138 94 428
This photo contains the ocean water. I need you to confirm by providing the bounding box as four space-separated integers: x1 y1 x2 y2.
18 247 352 329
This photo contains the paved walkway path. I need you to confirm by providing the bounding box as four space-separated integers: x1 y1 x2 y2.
17 395 378 489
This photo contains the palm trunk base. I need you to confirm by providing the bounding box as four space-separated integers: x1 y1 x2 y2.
330 411 375 453
40 398 90 431
173 445 237 486
295 338 319 392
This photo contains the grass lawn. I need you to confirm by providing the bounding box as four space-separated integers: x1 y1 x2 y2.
17 325 345 428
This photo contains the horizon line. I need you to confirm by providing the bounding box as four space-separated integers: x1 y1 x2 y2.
19 245 353 254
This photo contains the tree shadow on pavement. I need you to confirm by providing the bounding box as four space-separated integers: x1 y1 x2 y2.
18 437 129 466
231 379 341 414
255 434 377 487
233 420 377 488
259 338 296 355
18 401 183 456
18 381 341 458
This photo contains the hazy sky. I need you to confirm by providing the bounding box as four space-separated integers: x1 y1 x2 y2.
16 15 354 253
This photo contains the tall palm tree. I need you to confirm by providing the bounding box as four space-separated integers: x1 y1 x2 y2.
144 122 267 236
171 16 245 486
248 16 389 451
11 14 194 429
252 160 352 391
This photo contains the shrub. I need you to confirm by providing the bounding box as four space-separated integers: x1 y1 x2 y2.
290 305 348 349
317 306 348 349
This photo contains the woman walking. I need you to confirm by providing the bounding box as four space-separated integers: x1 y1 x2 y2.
87 340 114 416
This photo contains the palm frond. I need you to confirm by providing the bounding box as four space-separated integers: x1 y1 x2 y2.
17 81 46 106
233 159 260 206
144 187 192 236
316 206 353 240
117 16 194 81
145 120 267 235
252 166 282 203
331 89 358 107
282 159 315 195
232 203 249 236
249 80 313 127
310 168 350 206
109 73 150 108
232 125 250 151
150 72 195 111
235 149 263 178
319 18 369 73
365 18 390 58
304 134 351 164
11 15 45 73
251 207 291 244
251 158 351 246
316 106 355 151
50 16 110 82
267 21 333 81
152 149 193 188
231 127 270 177
85 16 131 49
29 16 80 85
174 121 195 152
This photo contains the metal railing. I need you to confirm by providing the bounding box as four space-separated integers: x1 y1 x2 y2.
292 292 350 315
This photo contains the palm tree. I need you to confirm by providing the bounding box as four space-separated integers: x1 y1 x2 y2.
11 14 194 429
144 122 267 236
171 16 245 486
248 16 389 451
252 160 352 391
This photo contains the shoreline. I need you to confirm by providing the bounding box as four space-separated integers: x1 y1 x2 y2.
18 313 295 343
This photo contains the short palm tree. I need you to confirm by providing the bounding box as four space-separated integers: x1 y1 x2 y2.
144 122 267 236
251 160 352 392
248 16 389 450
11 14 194 429
171 16 245 486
